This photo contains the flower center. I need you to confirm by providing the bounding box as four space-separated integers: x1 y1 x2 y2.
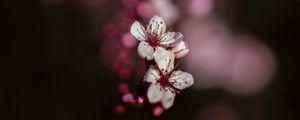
157 74 176 93
147 34 160 47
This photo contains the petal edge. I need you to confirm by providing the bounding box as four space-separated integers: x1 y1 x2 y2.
130 21 146 41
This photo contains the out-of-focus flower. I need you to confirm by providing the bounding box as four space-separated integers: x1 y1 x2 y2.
137 1 155 19
180 18 276 95
181 18 232 90
130 15 189 66
143 57 194 109
121 32 138 49
150 0 179 24
118 83 130 94
224 36 276 95
122 93 135 103
187 0 214 17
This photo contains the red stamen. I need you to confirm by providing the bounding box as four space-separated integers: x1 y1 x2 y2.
147 34 160 47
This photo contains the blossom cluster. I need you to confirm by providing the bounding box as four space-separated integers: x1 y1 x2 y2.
130 15 194 110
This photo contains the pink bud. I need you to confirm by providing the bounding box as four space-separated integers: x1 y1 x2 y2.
118 83 130 94
137 96 144 104
153 106 164 117
115 105 125 114
122 93 135 103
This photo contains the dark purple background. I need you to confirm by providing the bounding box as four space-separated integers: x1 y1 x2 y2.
3 0 299 119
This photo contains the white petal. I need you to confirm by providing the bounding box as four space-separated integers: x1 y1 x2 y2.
144 65 160 83
161 90 175 109
130 21 146 41
160 32 176 46
137 41 154 60
171 41 189 59
153 47 174 73
147 84 163 103
169 71 194 90
147 15 166 36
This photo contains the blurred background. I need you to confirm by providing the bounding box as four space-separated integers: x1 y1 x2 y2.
3 0 300 120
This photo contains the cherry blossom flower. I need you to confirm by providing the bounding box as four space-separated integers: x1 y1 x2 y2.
130 15 189 64
143 54 194 109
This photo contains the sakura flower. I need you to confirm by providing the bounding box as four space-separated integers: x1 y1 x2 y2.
130 15 189 63
143 55 194 109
